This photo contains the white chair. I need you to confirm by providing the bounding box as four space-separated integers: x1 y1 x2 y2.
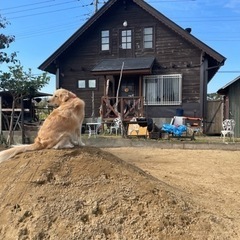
221 119 235 142
110 117 122 135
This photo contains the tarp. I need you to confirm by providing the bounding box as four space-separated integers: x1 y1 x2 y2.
162 124 187 137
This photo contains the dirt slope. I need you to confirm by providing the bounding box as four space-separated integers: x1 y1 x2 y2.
0 146 238 240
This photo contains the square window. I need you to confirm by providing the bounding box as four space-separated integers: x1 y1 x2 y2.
144 42 153 48
122 43 127 49
78 80 86 88
144 27 153 34
89 79 96 88
78 79 97 89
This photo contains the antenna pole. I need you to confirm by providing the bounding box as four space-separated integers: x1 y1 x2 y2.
94 0 98 13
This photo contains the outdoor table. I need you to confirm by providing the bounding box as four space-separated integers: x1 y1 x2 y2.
86 122 101 138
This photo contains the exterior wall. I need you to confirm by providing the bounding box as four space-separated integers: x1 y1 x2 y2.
57 0 204 120
228 82 240 137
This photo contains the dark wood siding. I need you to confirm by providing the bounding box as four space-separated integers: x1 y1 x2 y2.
228 81 240 137
57 0 203 118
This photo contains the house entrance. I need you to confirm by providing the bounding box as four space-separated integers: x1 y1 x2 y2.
114 75 139 97
101 75 144 121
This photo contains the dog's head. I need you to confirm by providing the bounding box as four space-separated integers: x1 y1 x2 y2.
48 88 77 106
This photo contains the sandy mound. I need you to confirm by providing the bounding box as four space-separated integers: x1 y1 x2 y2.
0 147 236 239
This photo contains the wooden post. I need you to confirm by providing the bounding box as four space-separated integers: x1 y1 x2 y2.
21 97 25 144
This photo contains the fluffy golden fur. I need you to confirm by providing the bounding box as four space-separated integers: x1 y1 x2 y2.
0 88 85 163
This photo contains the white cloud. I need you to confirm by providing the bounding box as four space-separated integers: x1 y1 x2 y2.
224 0 240 11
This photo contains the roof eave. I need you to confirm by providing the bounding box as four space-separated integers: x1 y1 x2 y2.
39 0 226 73
38 0 117 72
134 0 226 64
92 69 152 75
217 75 240 95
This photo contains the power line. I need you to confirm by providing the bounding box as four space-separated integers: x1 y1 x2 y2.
2 1 240 45
2 0 239 23
5 6 84 20
1 0 77 15
1 0 95 21
1 0 239 78
1 1 95 40
0 0 55 11
15 19 87 40
149 0 196 2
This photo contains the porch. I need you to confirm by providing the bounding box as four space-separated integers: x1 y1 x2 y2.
98 95 154 138
101 96 145 121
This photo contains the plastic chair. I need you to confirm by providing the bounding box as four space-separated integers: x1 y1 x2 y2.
221 119 235 142
110 117 122 135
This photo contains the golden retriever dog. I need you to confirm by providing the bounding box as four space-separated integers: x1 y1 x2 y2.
0 88 85 163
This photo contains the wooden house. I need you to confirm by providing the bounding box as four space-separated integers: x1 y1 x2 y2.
39 0 226 131
217 76 240 137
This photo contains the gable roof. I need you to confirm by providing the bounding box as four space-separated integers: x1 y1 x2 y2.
217 75 240 95
39 0 226 74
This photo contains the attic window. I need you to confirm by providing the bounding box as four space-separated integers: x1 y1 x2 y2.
101 30 109 51
121 29 132 49
144 27 153 48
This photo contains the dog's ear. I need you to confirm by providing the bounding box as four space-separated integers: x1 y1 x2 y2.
68 91 77 98
61 91 76 102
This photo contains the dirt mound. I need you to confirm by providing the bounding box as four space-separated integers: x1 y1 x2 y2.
0 147 236 239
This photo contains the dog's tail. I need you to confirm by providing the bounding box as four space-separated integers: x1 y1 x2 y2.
0 144 38 163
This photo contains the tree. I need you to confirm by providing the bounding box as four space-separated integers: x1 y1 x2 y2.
0 64 50 145
207 93 222 101
0 15 17 64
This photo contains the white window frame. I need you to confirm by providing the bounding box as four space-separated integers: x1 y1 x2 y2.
88 79 96 88
143 27 153 48
121 29 132 49
101 30 110 51
78 80 86 89
143 74 182 105
78 79 97 89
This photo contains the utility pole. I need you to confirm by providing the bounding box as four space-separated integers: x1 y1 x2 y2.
94 0 99 13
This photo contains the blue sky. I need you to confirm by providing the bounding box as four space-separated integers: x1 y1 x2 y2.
1 0 240 94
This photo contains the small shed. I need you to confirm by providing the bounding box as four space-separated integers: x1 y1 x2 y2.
0 91 52 143
217 76 240 138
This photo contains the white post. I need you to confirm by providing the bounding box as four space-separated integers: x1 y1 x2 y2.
115 62 124 117
106 79 110 96
91 91 95 121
